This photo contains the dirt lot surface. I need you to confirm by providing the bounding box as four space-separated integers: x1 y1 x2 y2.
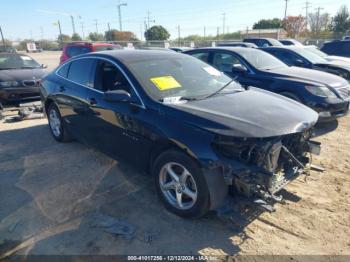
0 52 349 258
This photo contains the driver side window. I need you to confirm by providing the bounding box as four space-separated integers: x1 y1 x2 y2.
212 52 243 73
94 60 131 93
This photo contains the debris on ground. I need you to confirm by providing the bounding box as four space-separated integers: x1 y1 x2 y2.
142 230 160 245
89 212 136 240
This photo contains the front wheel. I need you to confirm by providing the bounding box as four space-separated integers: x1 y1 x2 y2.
153 150 210 218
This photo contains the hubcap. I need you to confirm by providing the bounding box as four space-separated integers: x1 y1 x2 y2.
159 162 198 210
49 108 61 137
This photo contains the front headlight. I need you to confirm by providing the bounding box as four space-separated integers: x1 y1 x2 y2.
305 85 337 98
0 81 20 88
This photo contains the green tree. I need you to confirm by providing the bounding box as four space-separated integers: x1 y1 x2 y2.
57 34 71 43
253 18 282 29
331 5 350 34
71 33 82 41
144 25 170 41
88 32 104 41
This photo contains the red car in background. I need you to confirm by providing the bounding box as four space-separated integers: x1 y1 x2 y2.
59 42 122 64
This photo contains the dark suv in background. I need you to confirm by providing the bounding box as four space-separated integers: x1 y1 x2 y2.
321 40 350 58
243 38 283 47
60 42 122 64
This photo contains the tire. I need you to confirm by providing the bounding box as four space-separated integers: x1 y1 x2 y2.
152 150 210 218
47 103 72 142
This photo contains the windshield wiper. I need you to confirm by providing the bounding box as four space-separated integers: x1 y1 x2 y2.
203 78 238 99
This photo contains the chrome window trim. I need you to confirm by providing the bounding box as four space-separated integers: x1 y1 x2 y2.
55 56 146 108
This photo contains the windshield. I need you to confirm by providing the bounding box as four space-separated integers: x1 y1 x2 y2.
0 54 41 70
305 47 327 58
293 47 328 63
238 48 287 70
126 55 243 101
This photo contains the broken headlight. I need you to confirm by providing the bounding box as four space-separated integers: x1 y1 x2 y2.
212 136 283 173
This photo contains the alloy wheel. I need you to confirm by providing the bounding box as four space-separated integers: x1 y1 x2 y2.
159 162 198 210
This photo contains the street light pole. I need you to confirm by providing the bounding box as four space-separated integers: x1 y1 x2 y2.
117 1 127 31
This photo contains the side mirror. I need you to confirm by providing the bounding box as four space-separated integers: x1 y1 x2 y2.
41 64 48 69
103 90 131 102
232 64 247 73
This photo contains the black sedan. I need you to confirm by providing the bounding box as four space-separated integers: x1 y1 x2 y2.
0 53 47 107
261 46 350 81
41 50 320 217
185 47 350 121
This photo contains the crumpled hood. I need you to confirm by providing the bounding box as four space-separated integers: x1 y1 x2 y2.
0 68 47 82
168 89 319 138
269 66 348 88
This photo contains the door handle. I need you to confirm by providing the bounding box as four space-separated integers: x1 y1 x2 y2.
89 98 97 105
59 86 66 92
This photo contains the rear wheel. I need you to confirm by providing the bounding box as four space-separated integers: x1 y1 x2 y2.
153 150 210 218
47 103 72 142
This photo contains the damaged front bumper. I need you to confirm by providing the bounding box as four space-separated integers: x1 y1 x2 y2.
210 131 321 210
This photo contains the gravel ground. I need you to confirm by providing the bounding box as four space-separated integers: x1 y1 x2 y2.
0 51 349 257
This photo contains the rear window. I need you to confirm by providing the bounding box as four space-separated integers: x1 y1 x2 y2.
57 62 70 78
66 46 91 58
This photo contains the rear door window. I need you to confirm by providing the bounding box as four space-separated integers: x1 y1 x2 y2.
191 52 210 63
57 62 70 78
67 59 96 87
212 52 243 73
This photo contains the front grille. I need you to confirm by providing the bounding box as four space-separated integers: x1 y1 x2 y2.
22 80 40 87
335 85 350 99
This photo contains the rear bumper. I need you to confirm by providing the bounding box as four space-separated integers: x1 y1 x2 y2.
0 86 40 104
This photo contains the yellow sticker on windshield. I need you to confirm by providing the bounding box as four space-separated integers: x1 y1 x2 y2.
150 76 182 91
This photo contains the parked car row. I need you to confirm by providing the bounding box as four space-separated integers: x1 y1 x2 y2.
1 39 349 218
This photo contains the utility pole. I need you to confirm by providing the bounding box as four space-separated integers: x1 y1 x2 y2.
146 10 155 29
40 27 44 39
70 15 76 34
107 22 111 41
217 27 220 37
315 7 324 36
117 1 127 31
204 26 206 38
284 0 289 19
0 26 5 46
303 1 312 30
222 13 226 35
140 24 143 41
80 22 85 39
177 25 181 46
94 19 98 33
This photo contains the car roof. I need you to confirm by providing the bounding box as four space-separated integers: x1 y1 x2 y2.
83 49 185 63
188 46 256 52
